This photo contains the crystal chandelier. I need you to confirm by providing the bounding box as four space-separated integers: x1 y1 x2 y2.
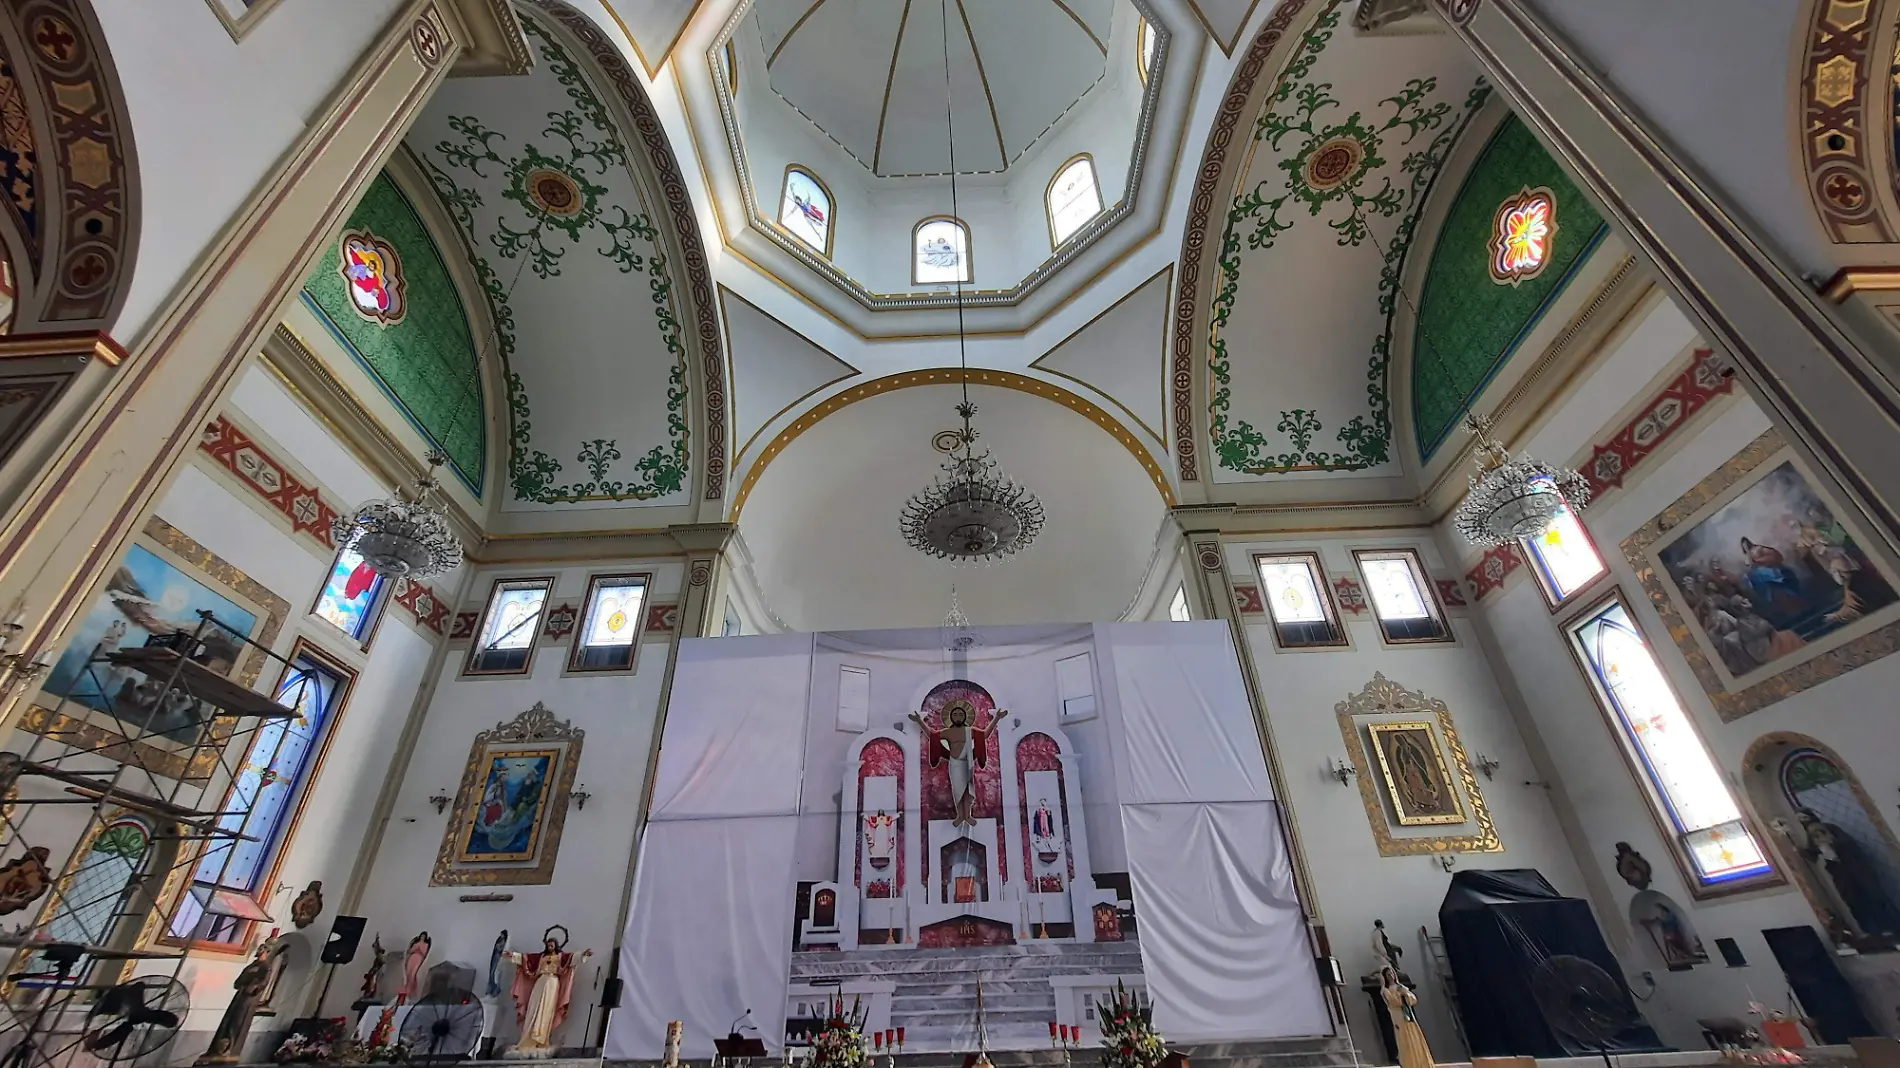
899 0 1044 563
1451 414 1592 546
331 452 464 579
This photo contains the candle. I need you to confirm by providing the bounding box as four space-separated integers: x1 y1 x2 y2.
885 1030 895 1049
896 1027 905 1050
1050 1022 1059 1039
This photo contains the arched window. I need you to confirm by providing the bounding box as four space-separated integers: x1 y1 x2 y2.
1136 19 1156 84
1047 155 1102 247
912 217 972 285
723 39 739 95
38 815 154 977
779 166 834 256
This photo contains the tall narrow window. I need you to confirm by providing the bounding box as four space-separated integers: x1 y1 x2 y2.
722 599 742 637
912 217 972 285
837 665 870 732
466 577 553 675
1168 585 1190 622
1047 156 1102 246
1055 652 1096 722
312 545 390 644
35 816 154 980
1255 553 1345 648
1355 549 1451 643
1136 19 1157 83
1522 496 1604 607
170 647 352 943
1568 596 1773 891
569 574 648 672
779 167 834 256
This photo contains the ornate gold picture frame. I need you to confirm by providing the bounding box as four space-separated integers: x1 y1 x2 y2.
1367 721 1466 826
21 516 288 780
432 703 583 887
1336 673 1500 856
1623 428 1900 721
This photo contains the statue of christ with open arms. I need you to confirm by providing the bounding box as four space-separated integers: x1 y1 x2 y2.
910 698 992 827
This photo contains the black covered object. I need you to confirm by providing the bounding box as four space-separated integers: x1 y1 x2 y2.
1438 869 1667 1057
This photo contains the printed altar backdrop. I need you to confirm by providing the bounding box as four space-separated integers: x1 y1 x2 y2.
608 623 1328 1057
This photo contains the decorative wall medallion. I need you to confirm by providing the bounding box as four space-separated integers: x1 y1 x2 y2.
1463 543 1520 602
391 576 450 635
1295 132 1371 197
1333 575 1367 615
1489 186 1556 285
1799 0 1891 241
411 14 445 66
1614 841 1653 890
451 611 479 640
431 702 584 887
689 561 711 587
644 602 678 633
1198 544 1225 572
523 167 585 218
1432 0 1479 24
1624 427 1900 720
1336 672 1500 856
543 602 577 641
1435 578 1467 607
932 429 963 453
336 229 407 326
1234 584 1265 614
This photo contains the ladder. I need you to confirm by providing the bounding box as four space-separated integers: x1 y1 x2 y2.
1418 926 1469 1054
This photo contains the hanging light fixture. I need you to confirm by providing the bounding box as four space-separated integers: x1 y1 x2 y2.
331 452 464 579
900 0 1044 563
1355 204 1589 546
1450 413 1591 546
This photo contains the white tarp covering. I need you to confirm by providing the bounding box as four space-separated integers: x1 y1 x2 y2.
1098 622 1275 804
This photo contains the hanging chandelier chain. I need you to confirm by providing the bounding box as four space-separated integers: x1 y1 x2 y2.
939 0 973 450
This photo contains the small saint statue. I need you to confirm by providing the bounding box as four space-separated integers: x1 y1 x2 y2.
487 929 509 998
865 810 896 869
197 951 273 1064
399 930 432 1003
360 934 387 1004
1031 798 1060 859
1370 918 1403 974
910 698 993 828
1380 967 1434 1068
504 925 592 1058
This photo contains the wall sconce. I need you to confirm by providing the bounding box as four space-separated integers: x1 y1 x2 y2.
1474 753 1501 780
571 784 593 810
0 610 53 694
1326 757 1357 787
1433 854 1457 872
428 791 451 815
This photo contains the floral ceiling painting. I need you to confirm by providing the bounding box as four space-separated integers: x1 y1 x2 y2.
1207 2 1486 482
408 12 691 509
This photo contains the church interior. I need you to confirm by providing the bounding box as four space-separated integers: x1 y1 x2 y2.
0 1 1897 1067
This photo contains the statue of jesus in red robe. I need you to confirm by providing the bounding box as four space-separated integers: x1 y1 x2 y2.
910 699 991 828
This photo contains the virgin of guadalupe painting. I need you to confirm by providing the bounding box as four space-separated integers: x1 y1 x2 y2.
1655 461 1897 682
1368 721 1465 826
459 749 557 862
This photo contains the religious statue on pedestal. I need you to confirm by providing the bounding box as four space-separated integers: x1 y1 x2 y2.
359 935 386 1004
1031 798 1061 861
911 699 992 828
504 925 592 1058
197 951 273 1064
865 810 896 869
1379 967 1434 1068
399 931 432 1003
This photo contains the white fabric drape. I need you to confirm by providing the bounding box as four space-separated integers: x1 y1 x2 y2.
1122 802 1329 1040
1099 622 1275 803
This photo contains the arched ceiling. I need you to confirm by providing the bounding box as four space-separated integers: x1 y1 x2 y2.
1189 1 1485 487
738 380 1168 631
754 0 1115 177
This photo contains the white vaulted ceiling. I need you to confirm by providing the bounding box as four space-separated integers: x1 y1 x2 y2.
754 0 1115 177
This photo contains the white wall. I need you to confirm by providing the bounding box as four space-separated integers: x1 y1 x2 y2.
94 0 402 339
347 557 684 1049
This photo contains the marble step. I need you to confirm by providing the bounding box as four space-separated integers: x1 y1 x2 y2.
793 953 1143 979
890 980 1058 1000
884 1006 1059 1026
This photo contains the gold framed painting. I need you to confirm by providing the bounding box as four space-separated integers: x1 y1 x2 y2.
1623 428 1900 721
1367 720 1466 826
21 516 288 780
432 702 583 887
1336 672 1500 856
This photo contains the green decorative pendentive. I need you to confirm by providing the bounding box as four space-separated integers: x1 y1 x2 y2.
423 14 688 505
1411 115 1606 459
1208 2 1489 475
302 173 486 493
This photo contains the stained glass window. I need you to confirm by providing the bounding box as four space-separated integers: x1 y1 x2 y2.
313 546 388 642
1490 187 1557 285
171 652 351 943
779 168 833 255
1256 553 1344 648
1137 19 1156 83
467 578 552 674
36 816 152 977
1522 496 1603 605
570 574 647 672
1047 156 1102 246
913 218 972 285
1569 599 1772 887
1355 549 1449 642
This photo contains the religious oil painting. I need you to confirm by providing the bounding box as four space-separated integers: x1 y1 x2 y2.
1652 459 1897 686
459 749 558 862
433 703 582 887
1367 721 1465 826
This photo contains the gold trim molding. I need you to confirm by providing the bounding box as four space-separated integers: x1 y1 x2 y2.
1335 672 1501 856
1817 264 1900 302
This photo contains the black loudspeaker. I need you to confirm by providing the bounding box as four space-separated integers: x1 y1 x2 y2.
600 976 622 1008
321 916 367 964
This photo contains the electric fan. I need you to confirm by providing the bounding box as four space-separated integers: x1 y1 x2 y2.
1530 955 1639 1068
82 976 189 1061
399 992 486 1063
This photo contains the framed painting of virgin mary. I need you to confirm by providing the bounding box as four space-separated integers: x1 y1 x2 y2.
1367 720 1466 826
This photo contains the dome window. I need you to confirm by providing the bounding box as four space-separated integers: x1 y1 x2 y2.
1137 19 1156 84
779 166 834 256
912 216 972 286
1047 155 1102 247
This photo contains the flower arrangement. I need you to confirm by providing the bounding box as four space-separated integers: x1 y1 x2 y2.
808 995 870 1068
1097 982 1165 1068
273 1019 348 1063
